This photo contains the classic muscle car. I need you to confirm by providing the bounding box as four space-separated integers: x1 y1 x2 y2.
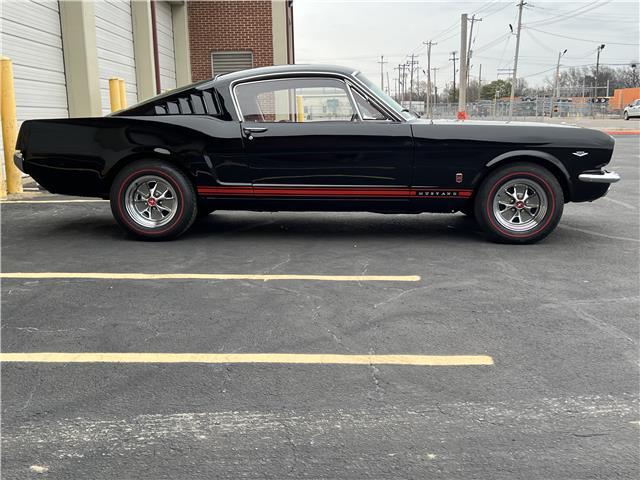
14 64 619 243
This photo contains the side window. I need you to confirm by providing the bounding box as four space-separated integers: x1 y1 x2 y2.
351 88 390 120
234 77 356 122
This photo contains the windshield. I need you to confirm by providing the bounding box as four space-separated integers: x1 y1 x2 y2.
355 72 415 120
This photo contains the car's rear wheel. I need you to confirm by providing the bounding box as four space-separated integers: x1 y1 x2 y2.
474 163 564 244
623 111 629 120
110 160 197 240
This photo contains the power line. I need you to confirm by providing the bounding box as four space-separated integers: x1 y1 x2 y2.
526 27 639 46
525 1 609 28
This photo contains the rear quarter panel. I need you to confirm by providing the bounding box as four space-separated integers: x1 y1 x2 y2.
18 116 244 197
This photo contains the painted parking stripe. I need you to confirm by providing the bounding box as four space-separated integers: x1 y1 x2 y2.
0 352 494 366
0 199 107 204
0 272 421 282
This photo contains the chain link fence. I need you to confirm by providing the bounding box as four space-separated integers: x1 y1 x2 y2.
402 98 622 120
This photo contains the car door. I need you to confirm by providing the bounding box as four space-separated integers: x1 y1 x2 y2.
632 99 640 117
233 76 414 205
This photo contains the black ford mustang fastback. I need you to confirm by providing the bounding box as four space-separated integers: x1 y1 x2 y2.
15 64 619 243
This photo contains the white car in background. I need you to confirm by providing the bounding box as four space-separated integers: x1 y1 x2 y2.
623 99 640 120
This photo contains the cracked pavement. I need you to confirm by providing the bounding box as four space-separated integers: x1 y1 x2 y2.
1 136 638 479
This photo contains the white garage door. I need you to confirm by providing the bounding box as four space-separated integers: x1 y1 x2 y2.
1 0 68 121
1 0 68 168
95 0 138 115
155 1 177 92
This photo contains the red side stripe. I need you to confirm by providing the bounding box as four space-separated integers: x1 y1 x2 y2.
197 186 473 198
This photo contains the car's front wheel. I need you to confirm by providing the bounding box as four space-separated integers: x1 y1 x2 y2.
110 160 197 240
624 111 629 120
474 163 564 244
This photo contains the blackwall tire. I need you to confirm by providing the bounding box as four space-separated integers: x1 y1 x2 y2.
109 160 197 240
474 163 564 244
623 111 629 120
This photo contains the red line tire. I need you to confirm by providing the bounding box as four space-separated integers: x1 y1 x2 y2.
474 163 564 244
109 160 197 240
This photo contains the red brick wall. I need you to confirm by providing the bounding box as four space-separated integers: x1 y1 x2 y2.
187 0 274 81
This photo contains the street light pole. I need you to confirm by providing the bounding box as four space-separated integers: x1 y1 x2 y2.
594 44 605 98
550 49 567 119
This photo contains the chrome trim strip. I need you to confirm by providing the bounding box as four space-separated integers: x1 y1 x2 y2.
343 80 362 121
578 171 621 183
229 70 404 123
347 82 395 122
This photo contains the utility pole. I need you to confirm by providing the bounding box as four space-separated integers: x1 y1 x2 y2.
386 71 390 94
377 55 388 91
424 40 437 118
478 63 482 101
508 0 526 119
394 65 402 100
432 67 439 108
466 15 482 85
402 63 408 104
396 64 406 104
407 54 419 111
450 51 458 103
550 49 567 118
458 13 468 118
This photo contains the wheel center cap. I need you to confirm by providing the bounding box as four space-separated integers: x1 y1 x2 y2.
515 201 525 209
147 198 157 207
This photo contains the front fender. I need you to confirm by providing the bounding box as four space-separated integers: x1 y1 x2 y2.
474 149 573 199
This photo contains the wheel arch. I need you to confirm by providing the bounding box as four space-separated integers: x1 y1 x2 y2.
472 150 572 202
104 152 197 197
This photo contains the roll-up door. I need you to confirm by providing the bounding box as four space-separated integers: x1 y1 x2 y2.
1 0 68 168
155 1 177 92
0 0 69 120
95 0 138 115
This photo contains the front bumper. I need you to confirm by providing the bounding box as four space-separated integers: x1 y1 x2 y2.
578 170 620 184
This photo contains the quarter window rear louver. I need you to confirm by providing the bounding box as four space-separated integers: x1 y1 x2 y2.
153 89 220 116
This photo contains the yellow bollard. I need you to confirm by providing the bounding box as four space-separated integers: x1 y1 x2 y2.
118 78 127 109
1 57 23 194
296 95 304 122
108 78 121 112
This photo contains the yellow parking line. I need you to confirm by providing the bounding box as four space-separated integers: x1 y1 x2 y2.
0 352 494 366
0 272 420 282
0 199 107 204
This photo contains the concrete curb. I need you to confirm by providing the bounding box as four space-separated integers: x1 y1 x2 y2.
603 130 640 135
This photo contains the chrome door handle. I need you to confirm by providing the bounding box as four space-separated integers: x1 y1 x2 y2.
242 126 268 141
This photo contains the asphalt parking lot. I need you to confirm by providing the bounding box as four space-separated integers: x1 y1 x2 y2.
1 136 638 479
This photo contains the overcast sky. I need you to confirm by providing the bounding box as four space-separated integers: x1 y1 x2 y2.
293 0 640 92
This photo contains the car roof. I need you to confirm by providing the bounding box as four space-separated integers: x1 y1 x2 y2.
197 64 360 90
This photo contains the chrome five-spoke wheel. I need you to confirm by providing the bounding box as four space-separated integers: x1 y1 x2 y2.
124 175 178 228
492 179 548 233
475 163 564 244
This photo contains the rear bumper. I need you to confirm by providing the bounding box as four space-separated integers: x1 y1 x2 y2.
13 150 24 172
578 170 620 184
